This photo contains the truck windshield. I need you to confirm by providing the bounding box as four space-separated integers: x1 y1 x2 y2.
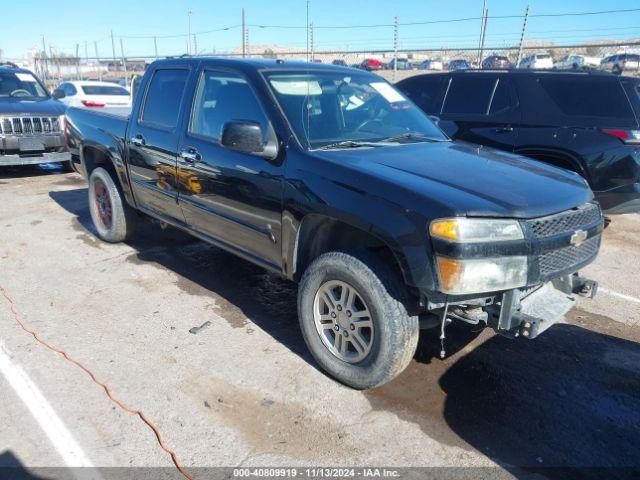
264 70 447 149
0 71 48 99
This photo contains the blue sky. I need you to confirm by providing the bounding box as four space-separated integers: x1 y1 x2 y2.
2 0 640 58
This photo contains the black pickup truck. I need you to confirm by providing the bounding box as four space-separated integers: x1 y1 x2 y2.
66 58 603 389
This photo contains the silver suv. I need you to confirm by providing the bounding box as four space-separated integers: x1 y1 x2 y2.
600 54 640 74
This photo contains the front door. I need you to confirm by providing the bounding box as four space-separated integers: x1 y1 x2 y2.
127 66 192 221
176 68 284 270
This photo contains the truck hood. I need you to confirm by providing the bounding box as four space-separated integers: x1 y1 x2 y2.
0 97 67 116
312 140 593 219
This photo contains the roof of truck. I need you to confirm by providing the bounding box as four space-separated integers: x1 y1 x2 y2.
151 56 364 73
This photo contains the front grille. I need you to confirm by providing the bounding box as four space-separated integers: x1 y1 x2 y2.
0 116 62 136
538 235 601 279
528 203 602 238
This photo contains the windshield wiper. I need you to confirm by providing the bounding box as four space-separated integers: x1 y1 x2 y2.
380 132 449 143
317 140 387 150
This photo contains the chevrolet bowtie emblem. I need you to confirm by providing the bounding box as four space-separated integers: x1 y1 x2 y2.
570 229 588 247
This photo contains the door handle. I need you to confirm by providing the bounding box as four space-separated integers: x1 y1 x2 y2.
494 127 514 133
180 148 202 164
130 135 146 147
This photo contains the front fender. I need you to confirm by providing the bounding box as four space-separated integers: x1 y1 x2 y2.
282 169 437 290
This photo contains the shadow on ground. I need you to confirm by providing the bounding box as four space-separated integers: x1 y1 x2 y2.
0 451 50 479
0 163 67 180
49 188 640 479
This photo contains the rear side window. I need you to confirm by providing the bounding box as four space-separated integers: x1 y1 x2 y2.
141 69 189 129
82 85 129 96
539 77 635 120
489 78 518 115
442 77 496 115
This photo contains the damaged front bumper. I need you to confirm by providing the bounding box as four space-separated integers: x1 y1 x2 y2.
493 273 597 339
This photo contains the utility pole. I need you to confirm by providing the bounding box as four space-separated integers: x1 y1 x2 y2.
120 38 128 87
479 7 489 66
193 34 198 56
84 41 89 64
306 0 310 61
94 41 102 81
244 27 250 57
188 10 193 55
310 22 315 61
477 0 487 65
153 36 158 59
516 5 530 67
75 44 81 80
111 30 117 73
242 8 246 57
393 15 399 81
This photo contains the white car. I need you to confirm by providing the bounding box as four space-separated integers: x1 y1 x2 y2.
519 53 554 69
53 81 130 108
555 54 600 70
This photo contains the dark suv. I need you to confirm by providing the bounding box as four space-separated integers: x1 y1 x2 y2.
0 63 70 169
398 70 640 214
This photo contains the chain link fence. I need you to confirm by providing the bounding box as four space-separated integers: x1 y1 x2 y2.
31 41 640 90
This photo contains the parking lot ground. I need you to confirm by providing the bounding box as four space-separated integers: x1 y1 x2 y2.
1 165 640 479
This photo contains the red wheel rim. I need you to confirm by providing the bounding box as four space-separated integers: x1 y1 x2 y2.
94 179 113 230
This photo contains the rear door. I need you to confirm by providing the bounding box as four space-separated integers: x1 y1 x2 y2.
175 67 284 270
438 74 519 150
127 65 194 221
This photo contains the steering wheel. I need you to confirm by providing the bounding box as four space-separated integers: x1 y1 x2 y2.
10 89 31 97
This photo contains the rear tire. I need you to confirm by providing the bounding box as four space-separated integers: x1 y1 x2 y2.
298 250 419 389
88 167 136 242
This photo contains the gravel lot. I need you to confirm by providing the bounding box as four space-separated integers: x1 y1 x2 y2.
1 164 639 480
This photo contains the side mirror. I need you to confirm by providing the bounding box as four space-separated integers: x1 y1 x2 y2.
52 89 66 99
428 114 441 125
220 120 278 160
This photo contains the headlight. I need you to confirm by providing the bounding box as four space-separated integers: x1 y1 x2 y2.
436 256 528 295
430 218 524 243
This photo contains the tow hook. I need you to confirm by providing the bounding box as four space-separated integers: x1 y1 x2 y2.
572 276 598 299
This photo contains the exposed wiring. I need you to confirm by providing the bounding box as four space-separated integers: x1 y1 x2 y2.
439 299 450 360
0 284 193 480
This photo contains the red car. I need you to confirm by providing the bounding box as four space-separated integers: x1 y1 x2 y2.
359 58 383 71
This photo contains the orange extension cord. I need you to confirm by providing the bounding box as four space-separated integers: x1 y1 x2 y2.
0 284 193 480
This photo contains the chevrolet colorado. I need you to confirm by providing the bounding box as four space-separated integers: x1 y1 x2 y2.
66 58 603 389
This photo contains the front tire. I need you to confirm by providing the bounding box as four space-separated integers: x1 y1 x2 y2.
88 167 136 242
298 251 419 389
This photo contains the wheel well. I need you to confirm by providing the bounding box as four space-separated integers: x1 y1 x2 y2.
518 151 588 181
294 215 406 285
83 146 115 179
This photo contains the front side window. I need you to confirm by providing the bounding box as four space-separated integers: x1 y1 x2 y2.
399 75 446 114
190 71 268 141
442 77 496 115
264 70 446 149
141 69 189 129
0 71 48 99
